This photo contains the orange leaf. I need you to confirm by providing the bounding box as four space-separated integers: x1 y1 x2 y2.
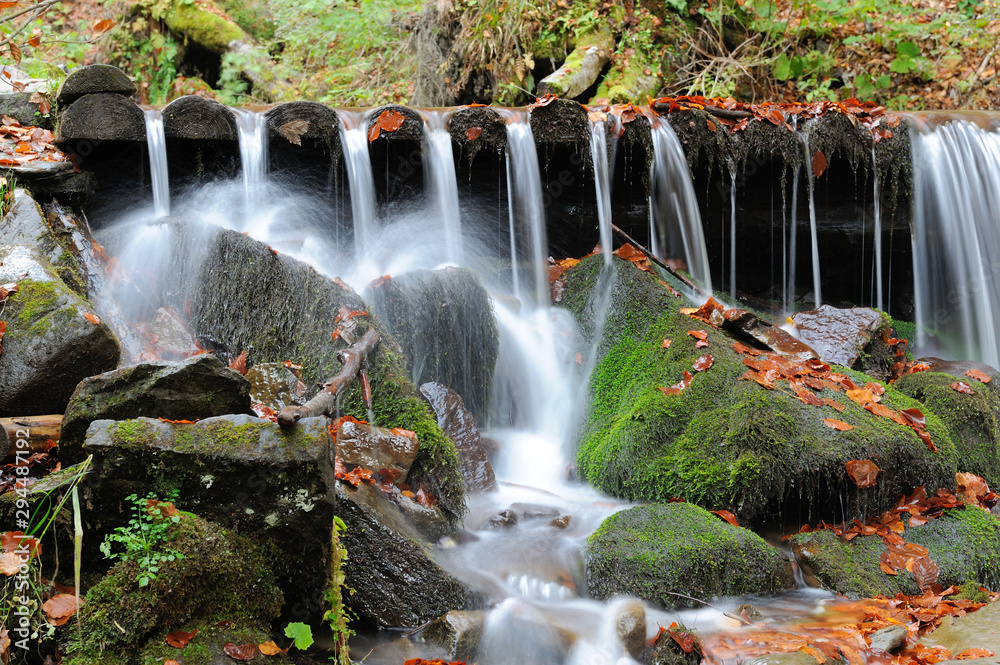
0 2 20 9
93 18 115 35
83 312 101 325
693 354 714 371
845 460 880 488
951 381 975 395
223 642 258 661
259 640 290 655
376 110 406 134
706 119 716 132
391 427 416 438
955 649 996 659
801 646 828 664
466 126 482 141
659 370 694 396
165 629 198 648
812 150 827 178
965 368 991 384
228 350 248 375
823 418 854 432
710 509 739 527
688 329 708 341
823 398 846 412
42 594 79 624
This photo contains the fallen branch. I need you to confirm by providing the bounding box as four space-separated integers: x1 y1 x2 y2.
663 591 754 626
277 328 381 428
1 414 61 461
652 101 752 121
610 223 702 293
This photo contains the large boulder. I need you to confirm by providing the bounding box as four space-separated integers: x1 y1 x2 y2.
791 507 1000 598
791 305 895 379
1 189 87 294
420 382 497 493
0 244 120 417
60 354 252 464
562 255 959 523
336 419 421 479
368 268 500 422
586 502 793 608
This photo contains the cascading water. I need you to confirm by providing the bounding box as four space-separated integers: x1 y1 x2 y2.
588 114 616 266
648 117 713 294
421 110 464 264
143 109 170 218
338 111 378 264
802 133 822 307
502 112 549 307
728 162 737 299
232 108 269 207
910 116 1000 367
786 166 800 313
871 146 884 312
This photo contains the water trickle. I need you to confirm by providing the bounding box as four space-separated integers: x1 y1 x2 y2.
911 117 1000 367
872 146 884 311
143 109 170 218
232 108 268 207
802 133 822 307
648 117 713 293
787 166 800 314
421 110 464 263
588 115 616 266
503 112 549 308
339 111 378 263
728 162 737 300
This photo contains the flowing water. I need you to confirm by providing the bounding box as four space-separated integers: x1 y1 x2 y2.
588 115 615 267
143 109 170 218
421 109 464 264
502 111 549 307
232 108 269 208
871 147 884 312
802 132 822 308
339 110 378 265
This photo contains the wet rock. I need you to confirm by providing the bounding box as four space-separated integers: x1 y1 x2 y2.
744 653 824 665
82 414 336 606
2 189 88 295
586 502 794 609
562 255 958 523
246 361 305 410
482 508 518 530
550 515 572 529
918 357 1000 379
613 599 647 660
420 382 497 493
0 92 55 128
61 354 252 464
421 610 486 662
369 269 500 422
791 508 1000 598
397 492 450 542
722 308 817 363
509 502 561 520
791 305 885 367
336 480 486 628
481 435 502 461
919 600 1000 663
869 624 908 653
143 306 201 360
0 244 120 417
335 419 421 480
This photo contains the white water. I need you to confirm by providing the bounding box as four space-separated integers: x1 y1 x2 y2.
338 111 378 264
787 166 800 313
503 112 549 307
648 117 713 293
422 110 464 263
143 109 170 218
871 147 884 312
802 133 822 307
588 116 615 266
232 108 268 207
729 164 737 299
910 117 1000 367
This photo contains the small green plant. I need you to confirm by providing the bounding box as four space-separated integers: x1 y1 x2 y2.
284 621 314 650
323 515 354 665
99 491 184 587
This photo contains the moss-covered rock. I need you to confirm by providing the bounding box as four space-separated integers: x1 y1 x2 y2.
791 507 1000 598
0 244 121 417
164 0 248 54
894 371 1000 488
65 510 283 663
367 268 499 422
586 502 794 608
563 255 957 523
1 189 87 295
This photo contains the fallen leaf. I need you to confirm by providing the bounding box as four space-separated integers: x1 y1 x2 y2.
166 629 198 648
955 649 996 659
845 460 880 488
466 126 482 141
223 642 258 661
258 640 290 655
42 594 79 625
965 368 991 384
823 418 854 432
661 339 672 348
391 428 416 438
659 370 694 396
278 119 309 146
710 509 739 527
951 381 975 395
92 18 115 35
693 354 714 371
229 350 248 375
812 150 827 178
83 312 101 325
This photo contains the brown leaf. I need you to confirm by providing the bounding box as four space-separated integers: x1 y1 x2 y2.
692 354 714 371
223 642 258 661
42 594 79 624
0 282 17 300
911 556 940 591
823 398 846 412
466 126 482 141
812 150 827 178
845 459 880 488
710 509 739 527
688 330 708 341
955 649 996 659
9 43 21 66
661 338 671 348
823 418 854 432
900 408 926 429
706 119 716 132
965 368 991 384
951 381 975 395
229 350 248 375
83 312 101 325
278 120 309 146
165 629 198 648
92 19 115 35
258 641 290 656
659 370 694 396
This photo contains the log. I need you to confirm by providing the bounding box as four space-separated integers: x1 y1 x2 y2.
162 95 238 141
56 93 146 143
537 27 615 100
449 106 507 159
277 329 381 428
652 101 752 121
55 64 136 106
1 414 61 461
367 104 424 143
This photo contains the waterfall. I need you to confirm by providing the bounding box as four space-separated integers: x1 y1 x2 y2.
648 117 713 293
232 108 268 206
422 110 464 263
728 163 737 299
588 114 615 266
143 109 170 218
802 133 822 307
910 117 1000 367
503 112 549 308
338 111 378 262
787 166 800 313
872 146 884 311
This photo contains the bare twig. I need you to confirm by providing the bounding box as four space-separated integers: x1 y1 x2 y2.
610 223 702 293
663 592 755 626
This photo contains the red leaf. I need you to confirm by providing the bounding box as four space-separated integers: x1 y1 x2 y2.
710 509 739 527
688 330 708 341
659 371 694 396
951 381 975 395
693 354 714 371
965 368 991 384
661 339 672 348
900 408 926 429
845 459 880 488
165 629 198 648
92 19 115 35
666 622 697 653
823 418 854 432
466 126 482 141
223 642 258 661
229 350 248 375
84 312 101 325
812 150 827 178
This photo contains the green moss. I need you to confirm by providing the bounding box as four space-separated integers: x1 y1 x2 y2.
66 511 282 660
165 0 247 54
586 502 791 607
895 371 1000 486
792 507 1000 598
110 419 161 447
8 278 63 334
564 255 957 523
955 579 991 603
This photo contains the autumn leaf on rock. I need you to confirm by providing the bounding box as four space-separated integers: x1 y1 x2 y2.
278 119 310 145
659 371 694 396
710 509 739 527
955 649 996 659
229 350 248 375
951 381 975 395
965 368 991 384
666 622 697 653
823 418 854 432
259 640 290 655
84 312 101 325
368 110 406 142
466 126 482 141
662 339 671 348
812 150 828 178
223 642 258 661
688 330 709 348
693 354 714 371
0 282 17 300
845 460 880 488
165 629 198 648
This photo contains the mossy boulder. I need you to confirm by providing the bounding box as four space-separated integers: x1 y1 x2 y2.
81 415 334 606
894 371 1000 487
368 268 500 422
562 255 957 523
791 507 1000 598
1 189 87 295
164 0 248 54
0 244 121 416
179 227 466 521
586 502 794 608
60 354 252 464
65 511 284 663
